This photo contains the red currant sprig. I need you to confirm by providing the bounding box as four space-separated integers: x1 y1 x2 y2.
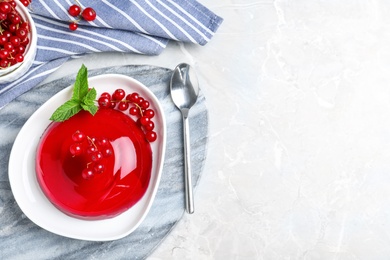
0 0 31 69
69 130 113 180
98 89 158 142
67 1 96 31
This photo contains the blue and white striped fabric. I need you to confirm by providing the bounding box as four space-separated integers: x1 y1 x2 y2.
0 0 223 107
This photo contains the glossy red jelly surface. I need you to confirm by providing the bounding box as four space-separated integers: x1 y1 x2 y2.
36 109 152 220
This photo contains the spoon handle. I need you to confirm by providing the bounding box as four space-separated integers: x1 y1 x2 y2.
183 114 194 214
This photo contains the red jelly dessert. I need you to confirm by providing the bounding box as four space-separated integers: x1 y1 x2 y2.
35 108 152 220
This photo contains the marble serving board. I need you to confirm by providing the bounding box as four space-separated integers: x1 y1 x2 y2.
0 65 208 259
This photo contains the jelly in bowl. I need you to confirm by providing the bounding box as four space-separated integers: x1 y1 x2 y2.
8 74 166 240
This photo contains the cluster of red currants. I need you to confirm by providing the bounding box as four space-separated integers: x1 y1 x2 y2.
68 2 96 31
98 89 158 142
0 0 31 69
69 130 113 179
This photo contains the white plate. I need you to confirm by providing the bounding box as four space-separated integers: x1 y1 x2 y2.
8 74 166 241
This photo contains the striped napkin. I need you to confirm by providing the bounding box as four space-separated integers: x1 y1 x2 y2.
0 0 223 107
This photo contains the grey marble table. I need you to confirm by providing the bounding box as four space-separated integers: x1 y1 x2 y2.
0 65 208 260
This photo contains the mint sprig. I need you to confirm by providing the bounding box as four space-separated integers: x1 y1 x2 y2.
50 64 98 122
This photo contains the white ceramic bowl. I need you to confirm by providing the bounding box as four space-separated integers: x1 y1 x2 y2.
0 1 37 84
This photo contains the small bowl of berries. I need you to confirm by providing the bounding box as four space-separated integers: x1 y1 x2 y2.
0 0 37 83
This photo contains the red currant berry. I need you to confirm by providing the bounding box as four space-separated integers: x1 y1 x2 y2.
69 22 78 31
144 121 155 131
0 50 9 60
110 101 117 108
112 88 125 101
20 0 31 7
140 116 150 126
140 100 150 109
68 4 81 17
145 131 157 142
82 168 95 179
102 147 113 157
15 54 24 63
10 1 16 8
144 109 155 118
3 42 13 51
16 46 25 54
97 138 109 147
3 31 11 39
86 145 97 154
129 93 139 103
72 130 86 142
98 96 111 108
16 28 28 39
94 164 105 174
0 59 10 68
129 106 138 115
90 152 103 162
10 36 21 47
81 7 96 21
69 143 83 156
8 13 21 24
0 35 8 45
8 24 17 33
0 2 11 13
118 101 129 111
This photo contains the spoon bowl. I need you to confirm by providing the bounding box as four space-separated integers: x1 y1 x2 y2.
170 64 199 115
170 63 199 214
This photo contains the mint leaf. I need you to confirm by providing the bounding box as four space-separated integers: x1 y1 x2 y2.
71 64 89 101
50 99 83 122
81 103 98 116
81 88 97 115
50 65 99 122
82 87 97 105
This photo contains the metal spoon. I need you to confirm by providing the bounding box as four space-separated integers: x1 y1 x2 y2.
170 63 199 214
